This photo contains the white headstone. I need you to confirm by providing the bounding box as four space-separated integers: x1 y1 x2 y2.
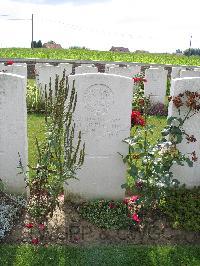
0 73 28 194
75 65 98 74
66 73 133 199
105 64 116 73
0 63 27 84
107 65 141 78
180 70 200 78
168 77 200 187
36 63 73 96
171 67 183 79
144 67 168 104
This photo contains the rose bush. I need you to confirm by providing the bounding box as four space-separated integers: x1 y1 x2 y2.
121 79 200 225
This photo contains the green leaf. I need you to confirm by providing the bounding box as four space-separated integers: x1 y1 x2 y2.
121 183 128 189
185 158 193 167
176 134 183 143
162 128 170 136
167 116 177 125
128 165 138 177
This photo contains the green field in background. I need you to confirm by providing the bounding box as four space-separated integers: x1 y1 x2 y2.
1 48 200 66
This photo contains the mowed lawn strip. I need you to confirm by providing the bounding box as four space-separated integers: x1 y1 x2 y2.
0 244 200 266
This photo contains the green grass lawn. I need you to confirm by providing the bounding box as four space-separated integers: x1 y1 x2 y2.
0 244 199 266
27 114 45 175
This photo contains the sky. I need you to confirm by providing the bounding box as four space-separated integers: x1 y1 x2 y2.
0 0 200 53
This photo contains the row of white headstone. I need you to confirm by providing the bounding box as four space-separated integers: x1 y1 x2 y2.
1 62 200 105
33 63 200 105
0 70 200 199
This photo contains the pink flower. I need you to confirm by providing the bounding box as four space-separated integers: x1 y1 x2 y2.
31 238 39 245
130 195 139 202
38 224 45 230
25 223 34 229
132 213 141 223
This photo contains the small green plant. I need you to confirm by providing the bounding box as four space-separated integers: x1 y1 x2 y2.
26 83 45 113
20 71 85 223
79 200 134 229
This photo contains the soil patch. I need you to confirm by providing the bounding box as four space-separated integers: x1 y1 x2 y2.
2 199 200 246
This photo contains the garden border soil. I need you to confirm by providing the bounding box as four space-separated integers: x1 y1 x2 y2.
2 198 200 246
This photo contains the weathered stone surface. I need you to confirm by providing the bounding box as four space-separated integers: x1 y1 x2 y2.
65 73 133 199
107 65 141 78
144 67 167 104
171 67 183 79
0 63 27 84
36 63 72 97
75 65 98 74
0 73 27 194
180 70 200 78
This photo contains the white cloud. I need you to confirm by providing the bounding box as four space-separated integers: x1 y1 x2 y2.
0 0 200 52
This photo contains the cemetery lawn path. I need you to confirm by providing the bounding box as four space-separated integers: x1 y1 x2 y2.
0 244 200 266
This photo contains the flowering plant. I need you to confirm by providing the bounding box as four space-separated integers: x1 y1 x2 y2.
19 71 85 224
121 80 199 214
24 222 46 244
132 73 149 113
123 195 143 224
131 111 145 127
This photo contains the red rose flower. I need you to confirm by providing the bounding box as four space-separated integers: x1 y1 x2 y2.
5 60 14 66
131 111 145 126
132 77 147 83
25 223 34 229
132 213 141 223
31 238 39 245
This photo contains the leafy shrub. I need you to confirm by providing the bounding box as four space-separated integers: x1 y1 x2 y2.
79 200 134 229
122 88 199 214
20 71 85 223
161 186 200 231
